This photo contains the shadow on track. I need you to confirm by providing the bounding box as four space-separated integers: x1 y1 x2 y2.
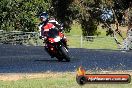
34 59 73 62
34 59 58 62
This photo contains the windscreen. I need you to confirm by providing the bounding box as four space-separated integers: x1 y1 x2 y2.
47 28 59 38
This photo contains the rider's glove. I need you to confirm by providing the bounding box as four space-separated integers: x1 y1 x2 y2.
43 36 47 43
59 27 63 32
43 36 47 40
39 36 43 39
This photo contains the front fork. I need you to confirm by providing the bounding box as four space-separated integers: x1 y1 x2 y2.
44 44 55 57
61 38 68 49
44 39 68 58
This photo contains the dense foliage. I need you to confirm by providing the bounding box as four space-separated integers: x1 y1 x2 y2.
0 0 50 32
0 0 131 35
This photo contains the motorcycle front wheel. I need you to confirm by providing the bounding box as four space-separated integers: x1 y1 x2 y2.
60 46 70 62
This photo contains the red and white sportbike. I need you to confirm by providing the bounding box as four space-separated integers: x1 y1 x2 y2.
44 28 70 62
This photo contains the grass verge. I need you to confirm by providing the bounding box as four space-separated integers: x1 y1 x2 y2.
0 72 131 88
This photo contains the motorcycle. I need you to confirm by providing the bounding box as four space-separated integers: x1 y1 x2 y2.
44 28 70 62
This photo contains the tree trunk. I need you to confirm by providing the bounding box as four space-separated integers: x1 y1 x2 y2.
122 2 132 50
128 2 132 31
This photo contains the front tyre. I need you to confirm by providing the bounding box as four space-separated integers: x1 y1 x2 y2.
60 46 70 62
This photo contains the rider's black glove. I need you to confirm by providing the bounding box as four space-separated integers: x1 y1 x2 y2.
39 36 43 39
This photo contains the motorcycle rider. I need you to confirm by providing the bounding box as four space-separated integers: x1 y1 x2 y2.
38 12 67 58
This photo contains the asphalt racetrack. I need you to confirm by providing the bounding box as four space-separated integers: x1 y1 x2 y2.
0 44 132 73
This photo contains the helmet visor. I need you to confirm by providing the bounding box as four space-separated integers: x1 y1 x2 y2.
40 16 47 21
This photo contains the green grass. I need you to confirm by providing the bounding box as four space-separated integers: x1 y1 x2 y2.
82 37 117 49
65 22 82 36
65 23 125 50
0 73 131 88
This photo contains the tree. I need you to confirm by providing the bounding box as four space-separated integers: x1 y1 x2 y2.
74 0 101 36
0 0 131 36
0 0 50 32
50 0 74 32
128 2 132 30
